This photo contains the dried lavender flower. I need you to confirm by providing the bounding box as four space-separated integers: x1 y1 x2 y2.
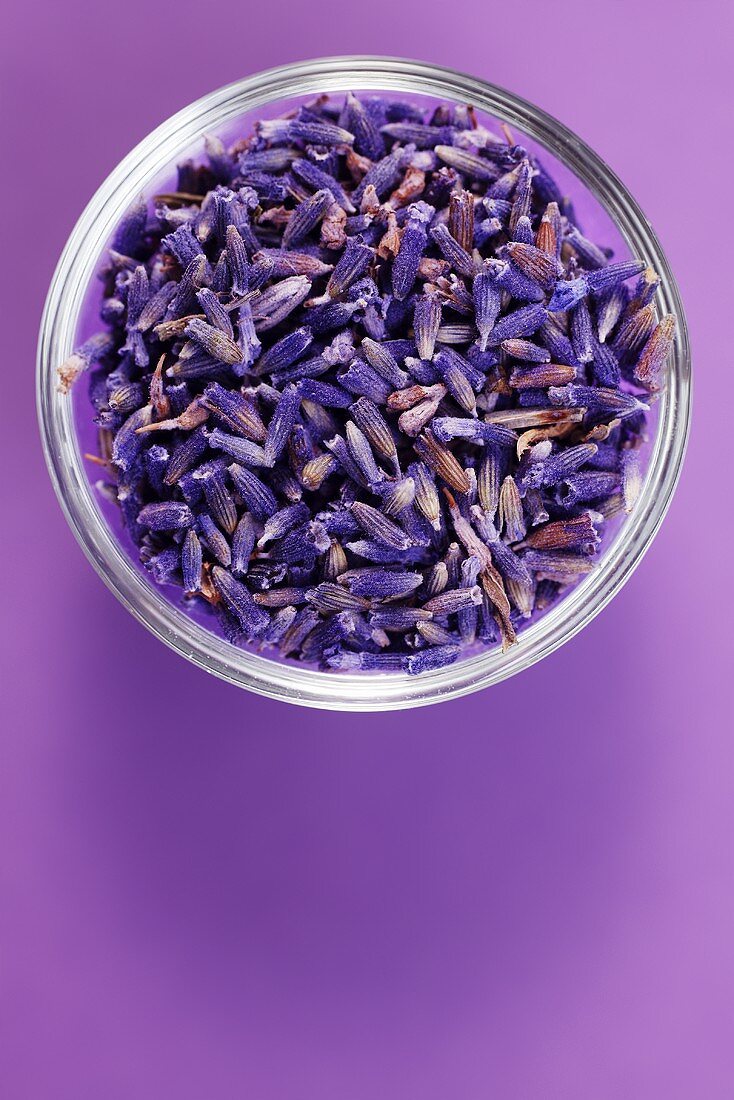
498 476 526 543
392 201 434 300
413 293 442 360
634 314 676 391
65 89 666 674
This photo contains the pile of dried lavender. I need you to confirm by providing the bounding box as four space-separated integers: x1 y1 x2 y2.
63 92 675 674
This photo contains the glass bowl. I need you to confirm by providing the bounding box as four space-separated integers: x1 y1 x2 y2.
37 55 691 711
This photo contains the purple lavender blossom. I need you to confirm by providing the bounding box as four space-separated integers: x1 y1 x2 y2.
65 89 669 674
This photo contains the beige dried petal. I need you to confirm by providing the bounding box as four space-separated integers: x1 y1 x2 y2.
359 184 380 215
197 563 221 606
154 315 203 342
149 354 170 418
345 147 371 182
580 417 621 443
480 569 516 652
485 407 585 430
57 353 86 394
257 205 291 227
320 204 347 250
516 420 579 459
135 399 208 434
389 166 426 208
417 257 450 281
398 392 444 437
377 211 401 260
387 383 446 412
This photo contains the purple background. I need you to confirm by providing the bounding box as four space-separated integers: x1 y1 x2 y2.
1 2 732 1097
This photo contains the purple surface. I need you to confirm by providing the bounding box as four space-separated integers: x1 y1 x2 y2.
1 3 732 1098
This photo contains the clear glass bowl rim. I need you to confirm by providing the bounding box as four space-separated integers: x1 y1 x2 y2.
36 55 691 711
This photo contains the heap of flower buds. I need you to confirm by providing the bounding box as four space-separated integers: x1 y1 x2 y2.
62 91 674 673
